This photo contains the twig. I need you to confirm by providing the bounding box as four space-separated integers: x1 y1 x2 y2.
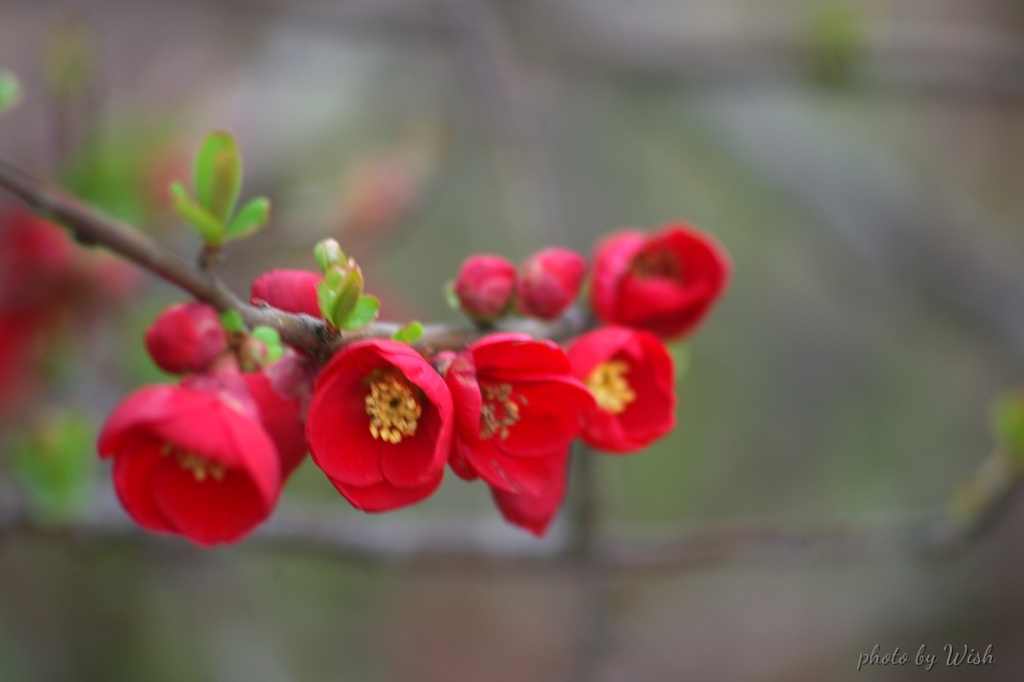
0 159 588 359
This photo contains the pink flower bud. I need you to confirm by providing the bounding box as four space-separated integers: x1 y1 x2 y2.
144 302 227 375
452 255 516 321
515 248 586 320
250 269 322 318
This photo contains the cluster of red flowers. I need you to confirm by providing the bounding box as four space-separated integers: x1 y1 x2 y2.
98 222 729 544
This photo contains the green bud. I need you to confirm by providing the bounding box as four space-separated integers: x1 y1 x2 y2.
220 309 246 333
993 392 1024 469
314 239 345 273
327 267 365 327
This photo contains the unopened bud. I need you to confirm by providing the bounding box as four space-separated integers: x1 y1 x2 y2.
452 254 516 321
144 302 227 374
515 248 586 320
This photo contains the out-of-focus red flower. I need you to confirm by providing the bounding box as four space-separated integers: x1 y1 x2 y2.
515 248 586 320
445 333 593 495
590 223 730 339
566 326 675 453
490 449 569 536
305 340 452 511
0 207 75 310
97 382 283 546
144 302 227 375
251 269 323 318
452 255 517 321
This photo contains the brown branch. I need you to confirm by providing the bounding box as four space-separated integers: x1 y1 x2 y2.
0 159 588 360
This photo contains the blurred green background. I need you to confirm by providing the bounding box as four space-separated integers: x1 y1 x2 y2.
3 0 1024 680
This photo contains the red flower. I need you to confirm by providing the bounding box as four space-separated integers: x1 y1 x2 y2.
515 248 586 320
490 449 569 536
305 340 452 511
445 333 593 495
251 269 322 318
590 223 730 339
144 302 227 375
566 327 675 453
452 255 516 321
97 382 283 546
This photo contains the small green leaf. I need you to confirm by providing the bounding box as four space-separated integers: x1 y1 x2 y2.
195 131 242 223
993 392 1024 468
392 321 424 344
317 281 336 322
266 344 284 363
0 71 22 113
220 310 245 333
338 295 380 330
225 197 270 241
328 269 364 327
250 325 281 346
170 180 224 245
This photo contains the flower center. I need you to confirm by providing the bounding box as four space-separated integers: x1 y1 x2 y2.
162 444 226 482
365 374 422 444
585 360 636 414
479 382 526 440
631 250 682 281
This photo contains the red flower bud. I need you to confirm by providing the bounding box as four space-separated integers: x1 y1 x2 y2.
566 327 675 453
590 223 730 339
97 382 283 546
305 340 452 512
452 255 516 321
515 248 586 320
445 333 593 495
490 449 569 536
251 269 322 318
144 302 227 375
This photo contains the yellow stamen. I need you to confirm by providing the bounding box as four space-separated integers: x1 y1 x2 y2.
163 447 226 482
631 250 682 280
365 374 422 444
586 361 636 414
480 383 526 440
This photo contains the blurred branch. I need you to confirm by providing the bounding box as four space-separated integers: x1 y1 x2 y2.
2 450 1020 574
438 0 565 245
0 159 588 359
196 0 1024 101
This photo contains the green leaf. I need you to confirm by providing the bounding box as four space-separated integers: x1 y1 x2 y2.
0 71 22 113
328 269 364 327
317 281 336 322
170 180 224 245
993 392 1024 468
195 131 242 223
338 295 380 330
225 197 270 241
220 310 245 333
392 321 424 344
13 412 96 524
250 325 281 346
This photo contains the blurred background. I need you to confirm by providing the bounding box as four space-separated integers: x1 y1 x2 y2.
2 0 1024 680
